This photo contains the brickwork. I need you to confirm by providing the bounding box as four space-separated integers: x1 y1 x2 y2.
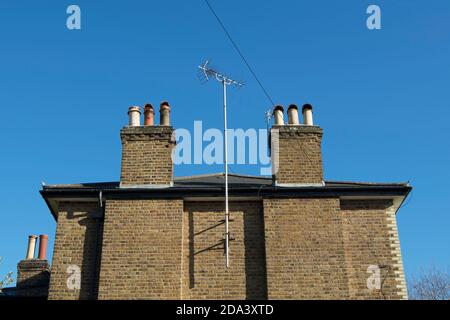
272 125 323 185
386 203 408 299
182 201 267 300
45 197 408 300
340 199 406 300
120 126 175 186
41 118 410 300
48 202 103 300
263 198 350 299
16 259 50 297
98 199 183 299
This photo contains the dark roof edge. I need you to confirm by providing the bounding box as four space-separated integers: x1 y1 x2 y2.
40 185 412 221
40 185 412 199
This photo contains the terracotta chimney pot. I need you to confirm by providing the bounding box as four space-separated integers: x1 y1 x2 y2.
38 235 48 260
144 104 155 126
159 102 171 126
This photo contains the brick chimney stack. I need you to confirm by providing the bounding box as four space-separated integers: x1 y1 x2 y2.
120 102 175 187
16 234 50 297
271 103 324 186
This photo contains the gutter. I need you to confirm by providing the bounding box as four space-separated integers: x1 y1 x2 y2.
40 184 412 201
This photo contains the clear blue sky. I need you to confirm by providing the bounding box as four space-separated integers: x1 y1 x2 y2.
1 0 449 286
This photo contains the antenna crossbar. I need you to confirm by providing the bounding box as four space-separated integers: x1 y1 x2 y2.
198 61 244 87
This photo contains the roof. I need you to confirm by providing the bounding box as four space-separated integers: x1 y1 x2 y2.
41 173 410 190
40 174 412 220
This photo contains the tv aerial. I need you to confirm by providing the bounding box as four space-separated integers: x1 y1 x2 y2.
197 60 244 268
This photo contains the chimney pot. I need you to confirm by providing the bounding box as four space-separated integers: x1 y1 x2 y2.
159 102 171 126
273 105 285 125
26 235 38 260
143 104 155 126
128 106 141 127
287 104 300 125
38 235 48 260
302 104 314 126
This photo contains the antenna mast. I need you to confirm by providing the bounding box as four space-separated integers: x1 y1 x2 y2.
198 60 244 268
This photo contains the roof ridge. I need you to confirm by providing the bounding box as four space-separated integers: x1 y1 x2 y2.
174 173 271 181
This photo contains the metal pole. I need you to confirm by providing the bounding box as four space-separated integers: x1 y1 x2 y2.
197 61 243 268
223 79 230 268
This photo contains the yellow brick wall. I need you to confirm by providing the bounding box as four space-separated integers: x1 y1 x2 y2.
120 126 175 186
181 201 267 300
48 202 103 300
272 126 323 185
263 198 349 299
341 199 406 299
97 199 183 299
46 198 407 300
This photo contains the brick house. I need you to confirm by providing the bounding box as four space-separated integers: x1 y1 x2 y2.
16 102 411 300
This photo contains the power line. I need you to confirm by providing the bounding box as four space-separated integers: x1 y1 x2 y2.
203 0 275 107
202 1 322 193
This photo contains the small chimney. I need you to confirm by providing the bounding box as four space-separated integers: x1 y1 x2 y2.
160 102 171 126
302 104 314 126
128 106 141 127
273 105 284 125
26 235 38 260
38 235 48 260
144 104 155 126
287 104 299 125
